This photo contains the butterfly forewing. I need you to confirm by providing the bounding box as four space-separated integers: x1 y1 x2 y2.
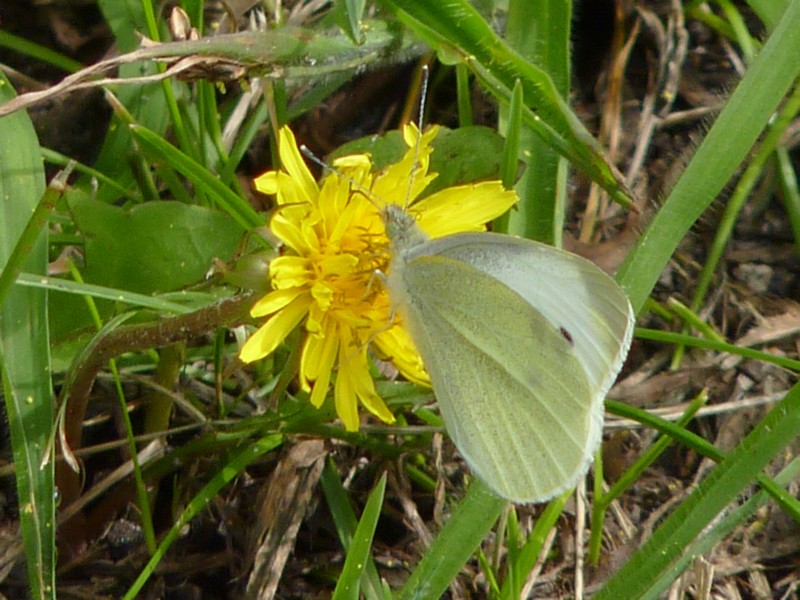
410 233 634 399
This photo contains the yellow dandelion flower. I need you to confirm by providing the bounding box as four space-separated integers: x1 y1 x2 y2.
240 124 518 431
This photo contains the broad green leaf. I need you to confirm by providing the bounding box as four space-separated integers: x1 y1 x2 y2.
68 195 245 294
331 126 506 195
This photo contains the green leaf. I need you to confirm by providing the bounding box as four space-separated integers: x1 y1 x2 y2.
0 73 55 599
69 195 245 294
330 125 506 195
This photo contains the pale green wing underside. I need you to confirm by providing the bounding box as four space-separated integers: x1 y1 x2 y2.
395 254 599 503
408 233 634 402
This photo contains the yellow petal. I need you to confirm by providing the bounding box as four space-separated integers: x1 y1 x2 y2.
239 294 310 362
349 353 395 424
309 365 332 408
373 326 430 386
332 153 372 172
335 365 360 431
254 171 278 195
373 154 435 208
302 324 338 407
278 127 318 202
414 182 518 238
271 211 315 255
302 325 333 380
372 124 438 207
250 288 303 318
402 123 439 149
270 256 313 289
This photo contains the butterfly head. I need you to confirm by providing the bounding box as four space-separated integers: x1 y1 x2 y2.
382 203 429 255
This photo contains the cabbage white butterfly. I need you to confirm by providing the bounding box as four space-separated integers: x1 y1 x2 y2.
383 203 634 503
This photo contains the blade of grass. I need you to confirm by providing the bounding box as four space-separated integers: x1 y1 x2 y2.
337 0 367 44
0 165 67 307
0 73 55 600
689 81 800 314
137 0 195 161
606 399 800 520
595 382 800 599
15 273 199 314
381 0 634 209
455 63 473 128
0 30 83 73
332 474 387 600
501 491 570 600
589 393 706 565
130 125 265 231
716 0 758 60
67 262 157 553
398 479 506 600
775 146 800 252
320 460 387 599
647 455 800 593
503 0 570 244
635 327 800 372
616 0 800 313
92 0 169 204
744 0 789 31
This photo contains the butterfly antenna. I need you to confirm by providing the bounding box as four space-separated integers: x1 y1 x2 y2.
405 64 430 208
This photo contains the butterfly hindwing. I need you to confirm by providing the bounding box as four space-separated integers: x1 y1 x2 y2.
394 253 598 502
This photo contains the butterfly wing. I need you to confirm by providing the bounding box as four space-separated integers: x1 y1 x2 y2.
392 253 598 502
409 233 634 402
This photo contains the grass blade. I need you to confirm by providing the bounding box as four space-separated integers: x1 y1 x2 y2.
122 434 284 599
398 479 506 600
616 0 800 312
382 0 633 207
503 0 571 243
332 473 387 600
0 73 55 599
596 382 800 599
320 460 387 599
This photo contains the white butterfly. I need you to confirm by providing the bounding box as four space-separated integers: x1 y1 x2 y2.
383 204 634 503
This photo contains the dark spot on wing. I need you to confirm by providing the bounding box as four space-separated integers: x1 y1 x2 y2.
560 327 574 346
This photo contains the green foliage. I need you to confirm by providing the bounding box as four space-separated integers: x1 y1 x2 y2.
0 0 798 598
69 196 244 294
0 73 55 600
